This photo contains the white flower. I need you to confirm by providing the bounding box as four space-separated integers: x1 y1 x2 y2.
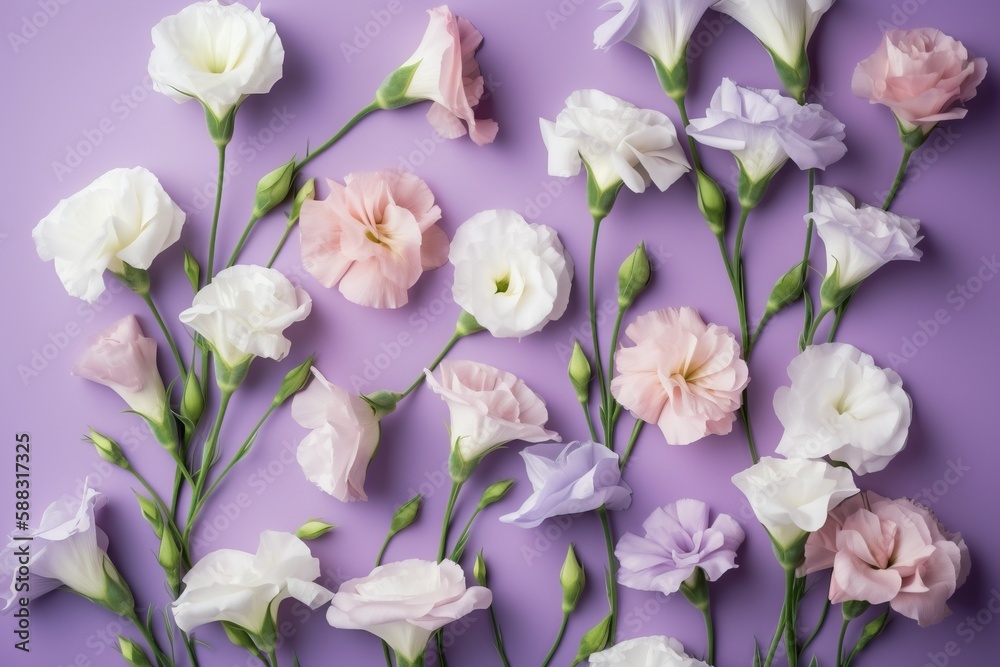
540 89 690 194
774 343 912 474
712 0 836 69
450 210 573 338
326 559 492 663
171 531 332 635
179 265 312 369
594 0 717 70
589 635 710 666
810 186 922 290
291 368 380 502
148 0 284 120
32 167 185 302
687 78 846 187
731 457 859 548
1 479 116 611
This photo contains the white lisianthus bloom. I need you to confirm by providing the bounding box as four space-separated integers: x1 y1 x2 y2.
179 265 312 370
326 559 492 665
731 457 858 550
33 167 185 302
810 186 922 291
775 343 912 474
449 210 572 338
541 89 690 196
172 531 332 637
148 0 284 122
589 636 711 666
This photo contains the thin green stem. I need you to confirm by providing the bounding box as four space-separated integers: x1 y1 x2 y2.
142 294 186 377
182 632 199 667
835 616 851 667
588 215 609 424
618 420 644 471
401 332 462 399
598 507 618 645
827 306 846 343
206 145 227 284
581 401 599 442
437 482 462 562
127 612 170 667
375 532 394 667
268 647 279 667
674 96 703 173
784 568 800 667
763 598 786 667
882 148 914 211
607 305 627 435
296 102 380 172
226 215 261 269
184 389 234 545
382 642 393 667
488 605 513 667
739 404 759 465
701 601 715 666
266 224 295 269
448 506 483 562
127 465 189 566
540 612 570 667
801 597 831 653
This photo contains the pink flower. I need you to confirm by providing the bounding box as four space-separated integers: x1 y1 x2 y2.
378 6 498 145
291 368 380 502
72 315 168 424
299 171 448 309
611 307 749 445
806 493 970 627
852 28 987 133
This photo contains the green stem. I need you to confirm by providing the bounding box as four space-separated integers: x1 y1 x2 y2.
488 605 513 667
127 612 170 667
206 145 227 284
701 600 715 666
801 597 831 653
598 507 618 645
268 647 279 667
184 389 234 545
674 95 703 173
182 631 199 667
401 332 462 399
732 206 752 351
827 305 846 342
835 616 851 667
588 215 609 427
762 598 786 667
607 304 627 434
882 148 914 211
295 102 380 172
618 420 644 470
127 465 189 566
266 223 295 269
784 568 799 667
540 612 570 667
804 306 832 349
141 293 186 377
448 506 483 563
382 642 393 667
437 482 462 562
226 215 261 269
581 401 599 442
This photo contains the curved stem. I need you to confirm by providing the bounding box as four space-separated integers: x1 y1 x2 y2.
226 215 261 269
268 647 279 667
181 631 199 667
701 599 715 665
739 404 759 466
448 505 483 563
266 224 294 269
675 96 703 173
581 402 599 442
184 389 234 545
827 306 846 343
882 148 914 211
799 169 816 286
295 102 380 172
142 294 186 377
835 616 851 667
607 304 627 435
598 507 618 646
127 612 169 667
540 612 570 667
488 605 513 667
801 597 831 654
401 332 462 399
127 465 189 566
762 598 786 667
437 482 462 562
618 420 644 471
588 216 609 424
206 145 227 284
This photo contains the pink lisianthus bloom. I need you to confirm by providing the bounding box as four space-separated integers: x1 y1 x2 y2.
611 307 748 445
377 6 498 145
805 492 971 627
852 28 987 134
299 171 449 309
72 315 168 424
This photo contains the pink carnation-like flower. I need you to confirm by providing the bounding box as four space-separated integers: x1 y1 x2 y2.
611 307 749 445
852 28 987 133
299 170 448 309
805 493 970 627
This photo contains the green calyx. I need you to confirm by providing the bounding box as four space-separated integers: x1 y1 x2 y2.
375 61 422 110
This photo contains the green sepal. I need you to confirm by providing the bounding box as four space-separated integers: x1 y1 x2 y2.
842 600 871 621
585 160 623 221
736 161 775 210
204 103 238 148
696 169 727 236
572 613 613 665
765 46 811 103
273 355 315 407
114 263 151 297
617 242 651 310
766 262 806 317
362 390 403 420
852 606 891 655
253 158 297 219
390 494 423 536
183 248 201 292
456 310 486 337
375 61 422 109
651 55 689 101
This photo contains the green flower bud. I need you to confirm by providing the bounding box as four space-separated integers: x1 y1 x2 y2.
119 636 153 667
842 600 871 621
559 543 585 614
390 495 422 536
572 613 612 665
617 242 651 310
273 355 315 407
362 390 402 420
287 178 316 227
181 368 205 427
295 519 336 541
853 606 891 654
478 479 515 510
819 262 855 312
98 559 136 617
86 429 127 469
696 170 727 236
253 159 296 220
133 492 163 539
474 551 488 587
375 62 421 109
765 262 806 317
158 530 181 591
455 310 486 337
679 568 709 612
183 248 201 293
568 341 592 404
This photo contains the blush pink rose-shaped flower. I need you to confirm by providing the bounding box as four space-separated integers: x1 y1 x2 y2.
449 210 573 338
375 6 498 145
616 499 745 596
852 28 987 134
774 342 912 475
816 495 971 627
800 494 865 577
611 307 749 446
299 171 448 309
326 559 492 664
33 167 185 303
500 441 632 529
589 636 710 667
72 315 168 425
291 368 381 503
425 360 559 480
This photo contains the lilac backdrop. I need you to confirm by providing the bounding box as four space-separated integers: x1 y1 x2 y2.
3 0 1000 665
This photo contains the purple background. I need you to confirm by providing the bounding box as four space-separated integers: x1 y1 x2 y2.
3 0 1000 665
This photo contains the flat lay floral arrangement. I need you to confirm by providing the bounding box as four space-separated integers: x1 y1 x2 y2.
2 1 991 666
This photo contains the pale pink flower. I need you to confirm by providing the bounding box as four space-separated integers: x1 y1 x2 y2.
611 307 748 445
806 493 971 627
383 6 498 145
72 315 168 423
299 171 448 309
291 368 380 503
853 28 987 133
